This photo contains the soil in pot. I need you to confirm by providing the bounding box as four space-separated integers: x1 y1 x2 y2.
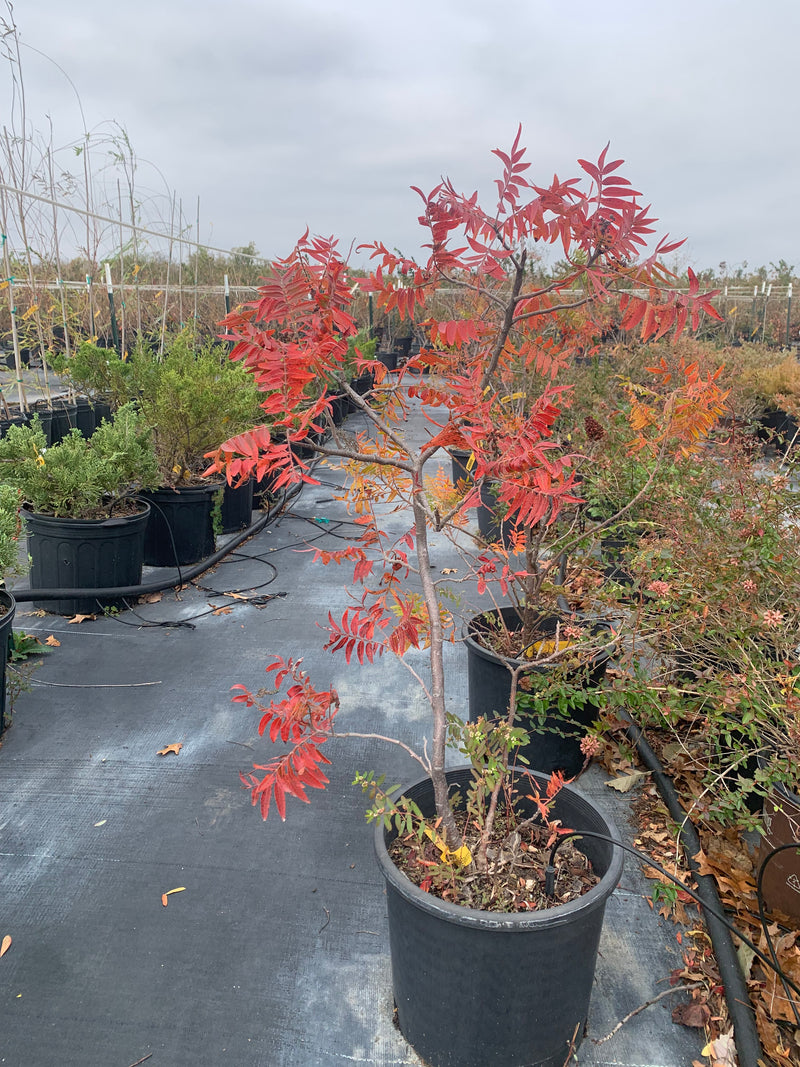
465 606 612 776
376 766 623 1067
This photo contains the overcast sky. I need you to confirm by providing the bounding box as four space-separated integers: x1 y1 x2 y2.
5 0 799 275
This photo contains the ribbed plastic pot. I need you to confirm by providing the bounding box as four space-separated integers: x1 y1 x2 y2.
141 484 220 567
29 405 54 446
220 478 254 533
50 401 78 444
375 766 624 1067
74 397 96 438
758 778 800 921
0 411 28 437
465 607 612 776
24 504 150 615
0 589 16 733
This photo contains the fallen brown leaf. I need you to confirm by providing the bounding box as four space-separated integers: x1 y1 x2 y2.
67 613 96 624
0 935 11 958
672 999 711 1028
45 635 60 647
139 592 163 604
211 604 233 616
157 743 183 756
161 894 168 907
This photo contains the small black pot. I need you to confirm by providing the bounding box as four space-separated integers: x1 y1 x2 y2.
24 503 150 616
141 484 221 567
476 483 522 548
0 411 29 437
377 350 398 372
0 589 16 733
376 766 624 1067
464 606 613 776
74 397 96 439
220 478 254 533
758 775 800 921
449 447 475 487
50 400 78 444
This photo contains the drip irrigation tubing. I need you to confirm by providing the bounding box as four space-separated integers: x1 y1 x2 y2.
617 709 763 1067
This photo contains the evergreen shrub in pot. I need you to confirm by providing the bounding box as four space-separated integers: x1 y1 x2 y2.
128 331 264 565
205 131 727 1065
0 407 158 614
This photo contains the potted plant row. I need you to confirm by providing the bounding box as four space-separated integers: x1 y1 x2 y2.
0 483 22 730
204 132 726 1065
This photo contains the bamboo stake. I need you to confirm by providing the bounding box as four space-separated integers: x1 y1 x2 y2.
0 185 26 413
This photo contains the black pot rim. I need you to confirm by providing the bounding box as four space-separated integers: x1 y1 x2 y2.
143 481 224 497
463 606 615 672
22 500 151 526
374 765 624 931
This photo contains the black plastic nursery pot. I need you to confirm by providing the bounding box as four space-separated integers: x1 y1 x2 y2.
0 589 16 733
476 483 523 548
758 779 800 921
50 400 78 444
74 397 96 438
0 411 28 437
24 504 150 615
449 447 475 487
375 766 624 1067
465 607 613 777
141 484 221 567
220 477 254 534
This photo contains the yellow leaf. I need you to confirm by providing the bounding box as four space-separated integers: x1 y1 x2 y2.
0 279 7 290
423 824 472 867
21 304 38 320
157 743 183 756
162 886 186 907
0 935 11 958
524 638 576 659
45 635 61 647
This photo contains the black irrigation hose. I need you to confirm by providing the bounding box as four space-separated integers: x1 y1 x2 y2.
617 711 763 1067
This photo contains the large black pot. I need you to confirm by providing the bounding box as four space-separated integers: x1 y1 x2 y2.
376 766 624 1067
465 607 612 776
0 589 16 733
141 484 221 567
220 478 254 534
24 503 150 615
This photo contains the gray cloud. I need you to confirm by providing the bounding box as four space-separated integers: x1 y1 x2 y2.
5 0 798 270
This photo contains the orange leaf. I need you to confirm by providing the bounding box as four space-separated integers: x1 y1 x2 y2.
0 935 11 958
211 605 234 616
157 743 183 756
67 613 96 624
45 635 60 647
161 894 168 907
